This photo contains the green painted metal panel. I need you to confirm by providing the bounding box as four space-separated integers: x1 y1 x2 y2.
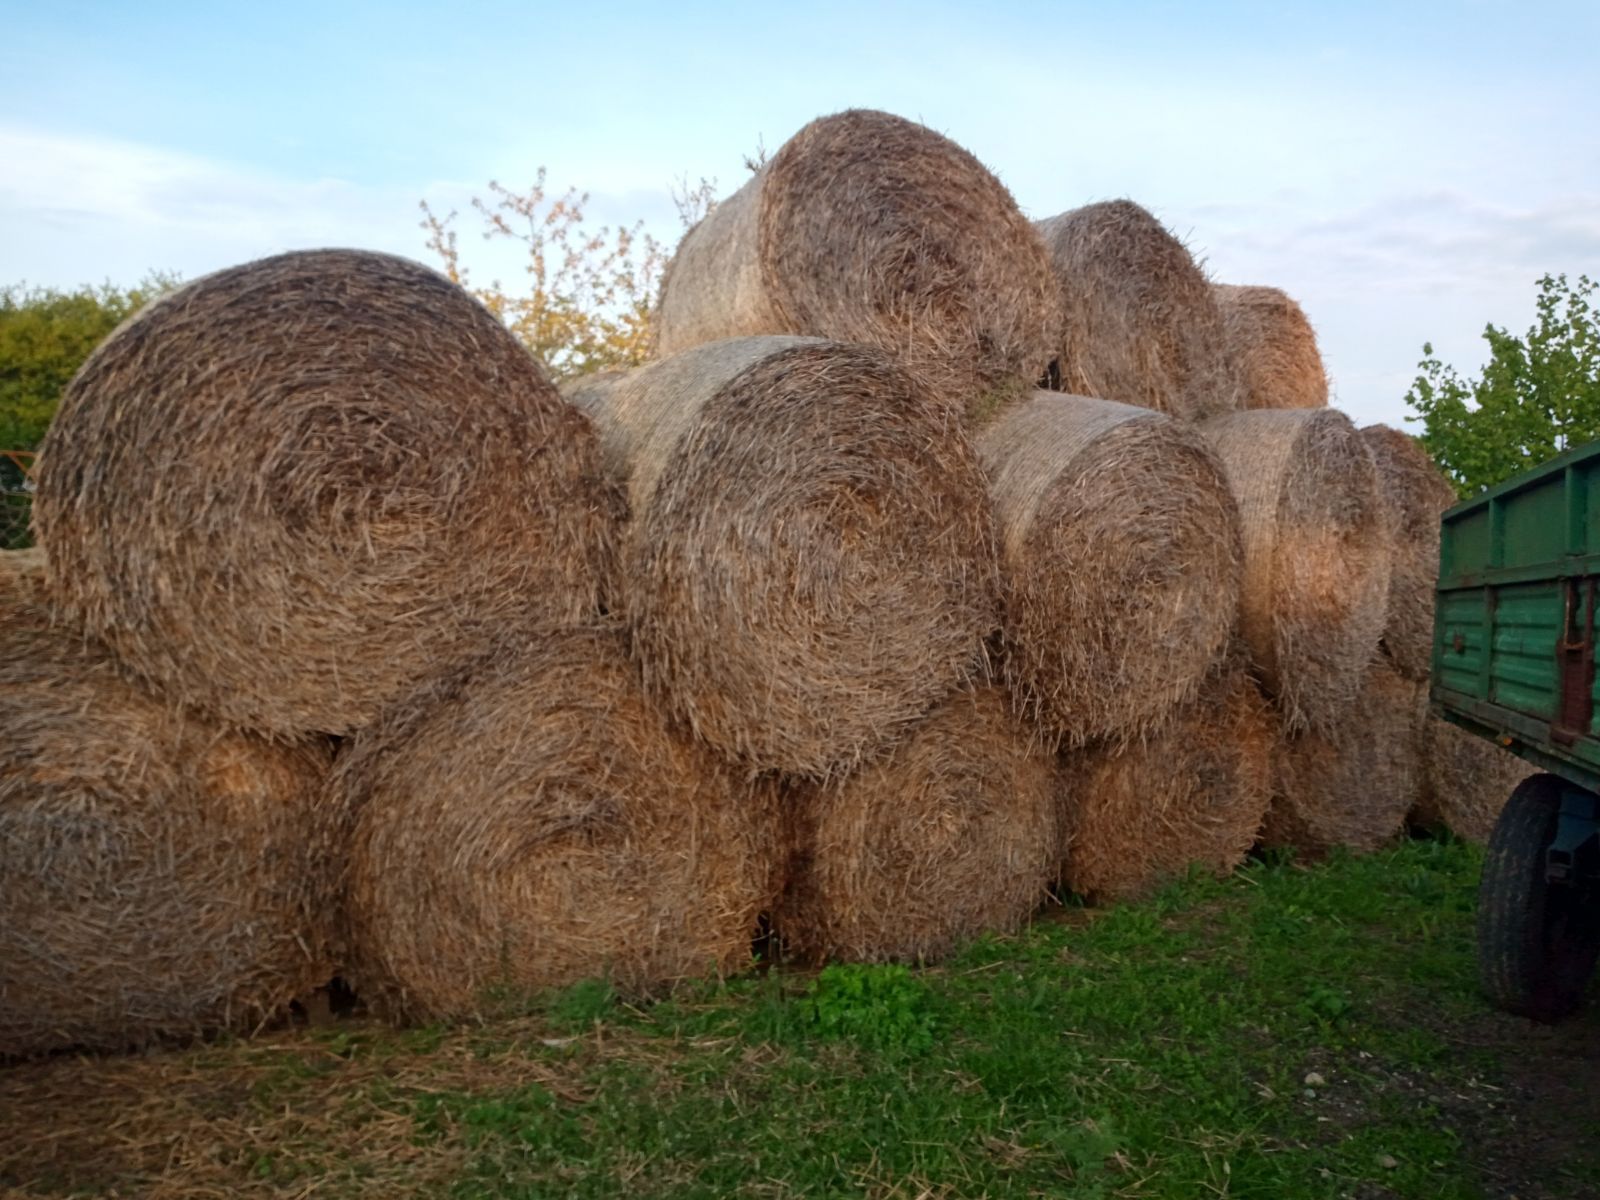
1500 474 1569 567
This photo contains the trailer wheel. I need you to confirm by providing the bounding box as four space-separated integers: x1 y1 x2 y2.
1477 774 1600 1021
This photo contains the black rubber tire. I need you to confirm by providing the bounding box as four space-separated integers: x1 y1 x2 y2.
1477 773 1600 1021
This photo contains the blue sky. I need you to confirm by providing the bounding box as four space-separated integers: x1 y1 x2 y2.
4 0 1597 425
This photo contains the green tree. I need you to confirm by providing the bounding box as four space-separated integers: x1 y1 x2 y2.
1406 273 1600 497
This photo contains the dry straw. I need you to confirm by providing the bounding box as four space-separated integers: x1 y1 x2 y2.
1200 408 1392 734
775 685 1058 964
1412 715 1535 843
338 625 778 1023
567 337 999 778
0 550 336 1058
977 391 1241 745
1361 424 1459 680
1265 658 1424 856
33 249 619 738
1057 656 1275 903
653 109 1061 417
1034 200 1239 421
1214 284 1329 410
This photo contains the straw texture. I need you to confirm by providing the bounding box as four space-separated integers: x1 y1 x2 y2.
1214 284 1328 410
1412 715 1535 843
977 391 1241 745
654 110 1061 417
32 249 619 737
1035 200 1239 421
1200 408 1392 734
567 337 1000 778
338 626 778 1023
0 552 336 1058
777 685 1057 964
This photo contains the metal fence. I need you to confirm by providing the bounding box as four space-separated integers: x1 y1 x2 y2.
2 451 35 550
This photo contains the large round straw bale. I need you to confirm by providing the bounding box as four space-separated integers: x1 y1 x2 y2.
977 391 1241 745
1034 200 1239 421
566 337 999 778
0 553 336 1058
1214 284 1328 410
1057 657 1274 903
339 626 777 1023
775 685 1057 964
653 109 1061 417
1264 659 1424 856
32 249 619 738
1361 425 1459 680
1199 408 1392 734
1411 716 1535 843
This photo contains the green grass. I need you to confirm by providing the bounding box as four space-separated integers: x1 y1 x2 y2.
6 836 1596 1199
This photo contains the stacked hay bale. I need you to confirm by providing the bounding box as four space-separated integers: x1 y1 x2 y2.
1199 408 1391 734
0 550 337 1057
775 685 1058 964
338 626 777 1021
1265 658 1425 856
1034 200 1239 420
1057 656 1275 902
32 249 620 737
567 336 999 778
976 390 1242 746
1214 284 1329 410
654 109 1061 418
1412 718 1535 843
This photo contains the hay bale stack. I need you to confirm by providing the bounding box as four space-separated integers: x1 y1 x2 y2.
1199 408 1392 733
567 337 999 778
0 552 336 1058
1034 200 1238 421
1412 716 1536 843
977 391 1241 745
339 626 777 1022
776 685 1058 964
32 249 619 737
653 109 1061 416
1361 425 1459 680
1214 284 1328 410
1265 659 1424 856
1057 657 1275 903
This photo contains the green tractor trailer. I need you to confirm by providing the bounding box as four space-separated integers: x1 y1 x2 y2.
1433 440 1600 1020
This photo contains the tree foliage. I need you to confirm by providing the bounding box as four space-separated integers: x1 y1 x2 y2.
420 171 716 382
1406 273 1600 497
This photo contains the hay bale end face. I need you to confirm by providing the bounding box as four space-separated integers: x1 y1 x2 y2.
0 553 336 1058
567 337 1000 778
1412 715 1535 843
339 626 777 1023
978 391 1241 746
33 249 619 737
1200 408 1391 734
1214 284 1329 410
1035 200 1239 421
776 685 1058 965
654 109 1062 417
1265 658 1423 856
1057 656 1274 904
1361 425 1459 681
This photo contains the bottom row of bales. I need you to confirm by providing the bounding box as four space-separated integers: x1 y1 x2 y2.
0 541 1530 1057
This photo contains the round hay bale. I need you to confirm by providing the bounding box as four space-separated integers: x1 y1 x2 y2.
1361 425 1459 681
1199 408 1392 734
775 685 1058 964
653 109 1061 417
977 391 1241 745
339 625 778 1023
1412 716 1535 843
1057 656 1274 903
0 553 336 1058
32 249 619 737
1034 200 1239 421
566 337 1000 778
1264 659 1424 856
1214 284 1328 410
